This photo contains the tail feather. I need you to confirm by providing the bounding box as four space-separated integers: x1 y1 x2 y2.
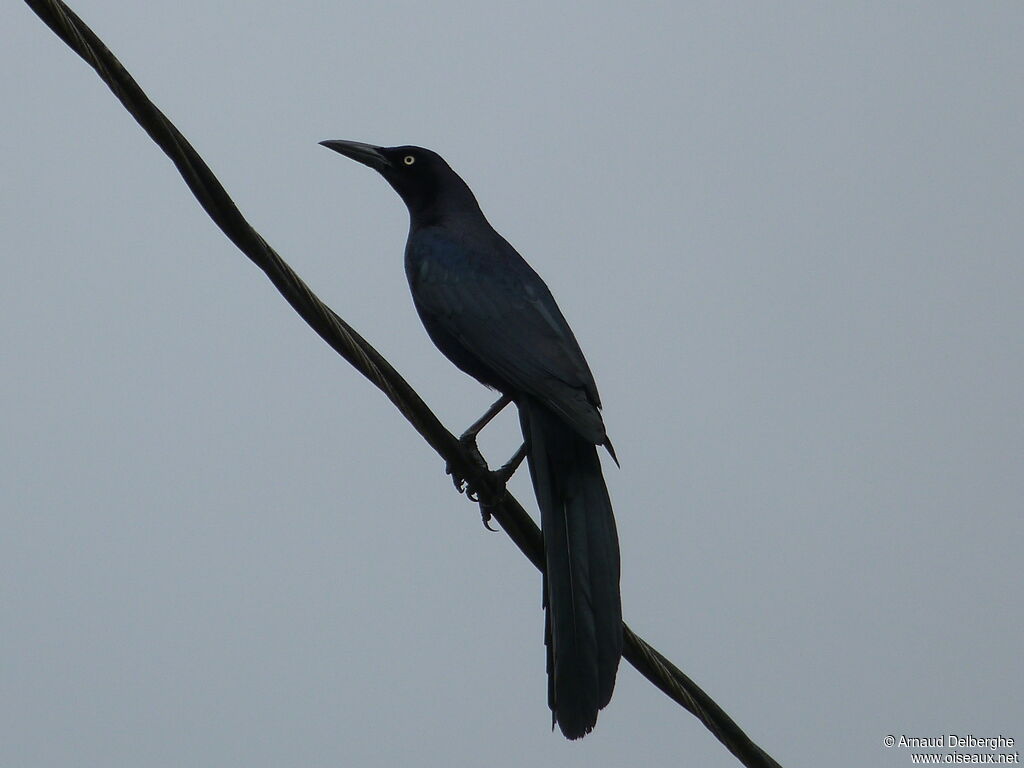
520 396 622 739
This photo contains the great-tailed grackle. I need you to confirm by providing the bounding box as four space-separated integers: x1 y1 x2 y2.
320 141 622 739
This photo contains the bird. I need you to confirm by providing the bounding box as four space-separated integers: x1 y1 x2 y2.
320 140 622 739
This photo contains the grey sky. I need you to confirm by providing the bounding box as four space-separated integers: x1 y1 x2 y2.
2 2 1021 766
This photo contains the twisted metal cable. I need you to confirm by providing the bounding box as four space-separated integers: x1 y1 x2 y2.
23 2 783 766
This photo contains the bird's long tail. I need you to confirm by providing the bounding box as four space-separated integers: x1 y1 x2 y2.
519 396 622 739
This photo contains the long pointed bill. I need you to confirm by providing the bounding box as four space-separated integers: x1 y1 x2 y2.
318 140 391 171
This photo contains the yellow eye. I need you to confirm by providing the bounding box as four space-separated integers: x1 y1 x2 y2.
403 155 415 165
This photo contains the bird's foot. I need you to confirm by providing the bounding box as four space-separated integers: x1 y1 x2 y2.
446 394 514 499
445 432 489 499
444 423 524 533
445 461 467 494
474 444 527 531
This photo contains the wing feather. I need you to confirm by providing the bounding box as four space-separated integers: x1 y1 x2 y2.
408 229 607 444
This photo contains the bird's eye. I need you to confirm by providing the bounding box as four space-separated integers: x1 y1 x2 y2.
403 155 416 165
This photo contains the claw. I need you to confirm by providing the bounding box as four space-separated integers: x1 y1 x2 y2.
445 461 467 494
480 505 497 531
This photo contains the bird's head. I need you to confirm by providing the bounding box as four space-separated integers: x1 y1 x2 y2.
319 140 478 223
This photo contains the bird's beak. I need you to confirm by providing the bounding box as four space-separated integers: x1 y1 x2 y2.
319 140 391 171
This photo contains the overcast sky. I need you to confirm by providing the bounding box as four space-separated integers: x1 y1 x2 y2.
2 2 1021 767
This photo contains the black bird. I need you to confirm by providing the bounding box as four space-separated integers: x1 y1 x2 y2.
320 140 622 739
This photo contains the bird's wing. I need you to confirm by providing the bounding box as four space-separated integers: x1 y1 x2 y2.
408 231 607 445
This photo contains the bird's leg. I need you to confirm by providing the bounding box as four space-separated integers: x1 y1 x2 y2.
475 443 528 531
494 442 528 484
460 394 513 444
475 442 532 532
445 394 513 495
